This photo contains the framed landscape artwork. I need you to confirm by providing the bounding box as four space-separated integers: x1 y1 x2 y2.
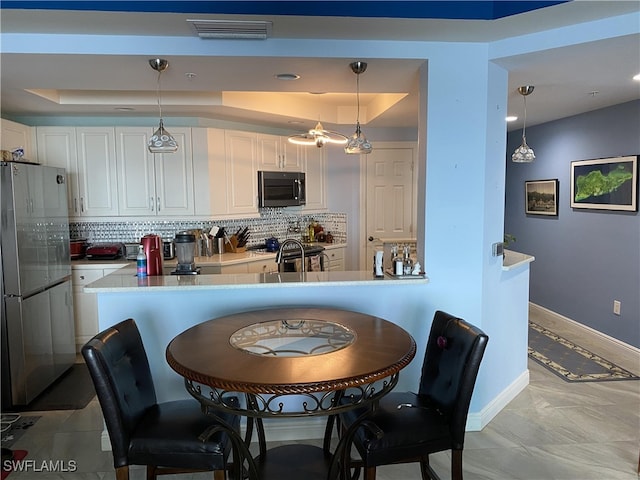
525 179 559 216
570 156 638 211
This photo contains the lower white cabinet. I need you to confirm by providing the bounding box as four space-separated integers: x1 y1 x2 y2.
72 266 125 351
326 246 346 271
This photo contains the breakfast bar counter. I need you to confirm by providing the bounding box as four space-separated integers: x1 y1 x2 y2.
84 268 428 293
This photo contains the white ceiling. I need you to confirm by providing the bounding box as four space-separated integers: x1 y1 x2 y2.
1 2 639 133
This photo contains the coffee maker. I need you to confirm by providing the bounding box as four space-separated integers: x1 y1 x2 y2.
172 232 200 275
140 234 163 276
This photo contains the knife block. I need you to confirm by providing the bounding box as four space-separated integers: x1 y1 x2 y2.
225 235 247 253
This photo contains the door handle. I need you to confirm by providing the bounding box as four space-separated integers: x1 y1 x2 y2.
368 236 374 242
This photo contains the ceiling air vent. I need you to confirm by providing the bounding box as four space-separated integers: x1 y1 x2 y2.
187 19 273 39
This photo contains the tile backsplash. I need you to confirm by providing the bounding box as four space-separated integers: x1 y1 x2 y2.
70 209 347 247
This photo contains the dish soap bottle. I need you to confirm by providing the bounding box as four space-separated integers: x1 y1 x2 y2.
136 245 147 277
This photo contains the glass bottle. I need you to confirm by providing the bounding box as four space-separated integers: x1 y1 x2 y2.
403 245 414 275
392 245 404 276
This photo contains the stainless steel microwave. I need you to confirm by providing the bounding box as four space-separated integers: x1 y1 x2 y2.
257 171 306 207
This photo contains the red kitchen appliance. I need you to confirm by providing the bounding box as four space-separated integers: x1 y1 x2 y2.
85 243 124 259
141 234 163 276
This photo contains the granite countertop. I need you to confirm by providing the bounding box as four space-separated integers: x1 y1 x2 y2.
84 267 429 293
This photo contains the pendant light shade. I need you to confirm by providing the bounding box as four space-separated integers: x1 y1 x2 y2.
512 85 535 163
148 58 178 154
345 61 372 155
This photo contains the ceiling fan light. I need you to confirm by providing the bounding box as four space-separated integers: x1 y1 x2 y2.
148 119 178 153
288 121 347 147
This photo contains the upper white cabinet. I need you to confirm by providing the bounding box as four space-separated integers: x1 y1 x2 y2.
301 145 327 211
1 119 35 161
193 128 258 218
257 133 302 172
116 127 193 216
37 126 119 217
75 127 119 217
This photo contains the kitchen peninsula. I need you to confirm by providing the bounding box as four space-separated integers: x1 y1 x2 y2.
86 265 429 445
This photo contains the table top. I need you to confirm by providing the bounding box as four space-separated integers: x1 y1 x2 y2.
166 307 416 396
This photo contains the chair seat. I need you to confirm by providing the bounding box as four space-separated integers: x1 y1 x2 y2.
129 399 239 471
342 392 453 467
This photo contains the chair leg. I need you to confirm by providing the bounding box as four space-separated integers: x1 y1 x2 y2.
146 465 157 480
115 465 129 480
420 456 442 480
451 449 463 480
363 466 377 480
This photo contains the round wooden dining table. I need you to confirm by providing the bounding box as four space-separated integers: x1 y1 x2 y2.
166 306 416 480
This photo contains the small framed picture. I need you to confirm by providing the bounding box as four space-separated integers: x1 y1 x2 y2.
570 156 638 211
525 179 559 216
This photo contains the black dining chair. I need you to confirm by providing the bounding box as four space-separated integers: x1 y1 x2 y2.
331 310 488 480
82 318 239 480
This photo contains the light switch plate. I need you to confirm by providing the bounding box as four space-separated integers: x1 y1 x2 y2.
492 242 504 257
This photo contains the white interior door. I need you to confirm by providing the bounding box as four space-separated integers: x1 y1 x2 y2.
362 143 416 270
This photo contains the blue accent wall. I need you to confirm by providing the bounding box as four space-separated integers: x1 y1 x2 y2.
505 100 640 348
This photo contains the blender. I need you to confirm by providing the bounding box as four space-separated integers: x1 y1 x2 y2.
171 232 200 275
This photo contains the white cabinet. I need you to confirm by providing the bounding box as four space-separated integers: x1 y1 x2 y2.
1 118 35 161
257 133 302 171
302 145 327 211
76 127 119 217
71 266 124 351
326 246 345 271
116 127 194 216
247 259 278 274
193 128 259 218
37 126 119 217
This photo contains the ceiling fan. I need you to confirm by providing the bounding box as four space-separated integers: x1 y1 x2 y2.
288 121 348 148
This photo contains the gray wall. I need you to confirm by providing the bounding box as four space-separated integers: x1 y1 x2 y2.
505 100 640 348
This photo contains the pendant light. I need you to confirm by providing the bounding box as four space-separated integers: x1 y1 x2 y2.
511 85 535 163
288 121 348 148
148 58 178 154
345 61 372 155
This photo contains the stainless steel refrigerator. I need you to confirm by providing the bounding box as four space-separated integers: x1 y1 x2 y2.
1 161 75 409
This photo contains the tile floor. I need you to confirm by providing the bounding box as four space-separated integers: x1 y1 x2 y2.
3 307 639 479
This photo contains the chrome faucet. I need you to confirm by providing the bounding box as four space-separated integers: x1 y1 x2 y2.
275 238 305 274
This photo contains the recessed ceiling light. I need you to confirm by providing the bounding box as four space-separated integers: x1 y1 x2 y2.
633 73 640 81
275 73 300 81
115 107 135 111
185 72 196 79
505 116 517 122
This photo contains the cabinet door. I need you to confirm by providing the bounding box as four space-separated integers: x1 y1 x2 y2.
257 134 302 171
247 259 278 274
36 126 79 216
193 128 227 216
154 128 194 216
327 247 345 271
1 119 35 161
257 133 282 170
76 127 119 216
225 130 258 215
302 145 327 211
116 127 155 215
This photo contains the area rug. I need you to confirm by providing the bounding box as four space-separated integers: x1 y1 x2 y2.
1 449 28 480
1 416 39 449
528 322 640 382
10 363 95 412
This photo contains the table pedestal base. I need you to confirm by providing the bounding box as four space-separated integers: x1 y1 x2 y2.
256 444 333 480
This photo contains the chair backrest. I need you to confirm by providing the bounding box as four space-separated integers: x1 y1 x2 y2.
418 310 488 448
81 318 157 468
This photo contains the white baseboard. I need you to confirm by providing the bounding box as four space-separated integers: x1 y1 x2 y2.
529 303 640 356
466 369 530 431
